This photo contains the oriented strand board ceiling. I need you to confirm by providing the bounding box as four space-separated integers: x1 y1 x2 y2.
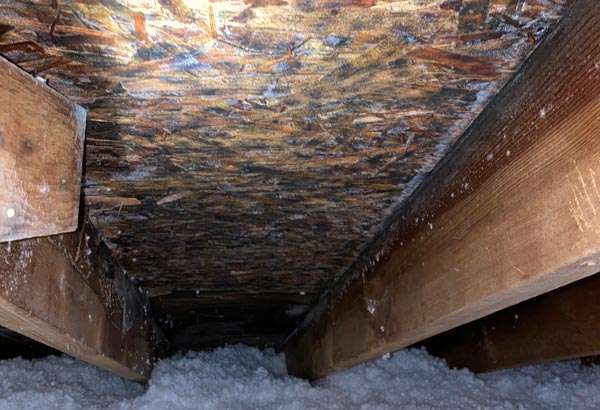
0 0 565 348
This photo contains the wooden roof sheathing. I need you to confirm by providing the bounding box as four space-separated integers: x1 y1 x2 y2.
0 0 566 348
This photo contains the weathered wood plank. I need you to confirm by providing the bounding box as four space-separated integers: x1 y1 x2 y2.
0 55 85 242
0 220 163 381
421 273 600 372
285 0 600 379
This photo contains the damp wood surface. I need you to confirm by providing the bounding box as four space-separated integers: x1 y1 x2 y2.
0 221 163 381
0 0 566 347
285 0 600 379
0 55 85 242
420 273 600 373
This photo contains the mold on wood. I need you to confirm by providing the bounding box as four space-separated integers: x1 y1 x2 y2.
0 0 566 347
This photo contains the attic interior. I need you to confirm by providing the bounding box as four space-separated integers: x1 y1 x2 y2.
1 0 600 386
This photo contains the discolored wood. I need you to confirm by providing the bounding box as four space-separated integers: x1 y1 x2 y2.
421 273 600 373
0 55 85 242
285 0 600 379
0 221 164 381
0 0 566 346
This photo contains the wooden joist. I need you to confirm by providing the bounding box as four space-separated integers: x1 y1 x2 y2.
0 221 163 381
285 0 600 379
0 56 85 242
421 273 600 372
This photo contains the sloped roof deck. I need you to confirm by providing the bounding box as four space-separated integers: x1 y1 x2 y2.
0 0 566 349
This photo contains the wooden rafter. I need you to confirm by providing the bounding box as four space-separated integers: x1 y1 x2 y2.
0 222 164 381
421 273 600 372
285 0 600 379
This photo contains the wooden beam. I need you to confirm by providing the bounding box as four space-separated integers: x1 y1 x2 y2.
0 221 164 381
0 56 85 242
285 0 600 379
420 273 600 372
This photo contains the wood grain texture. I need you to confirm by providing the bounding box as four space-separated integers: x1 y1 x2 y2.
0 56 85 242
421 273 600 372
0 0 565 346
285 0 600 379
0 221 164 381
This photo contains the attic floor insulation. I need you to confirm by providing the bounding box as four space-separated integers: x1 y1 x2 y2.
0 345 598 409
